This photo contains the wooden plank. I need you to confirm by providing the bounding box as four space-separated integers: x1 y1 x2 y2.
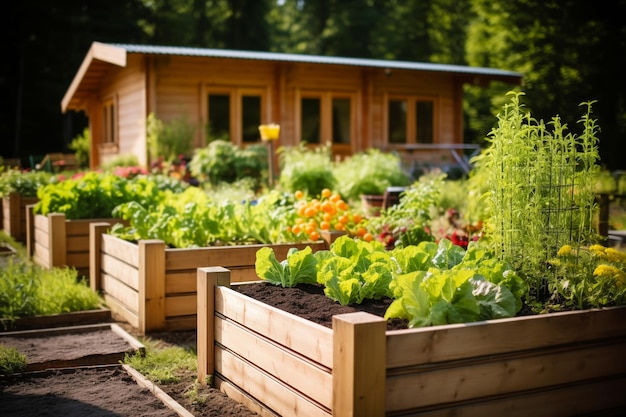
216 347 331 417
25 204 35 256
139 240 166 333
164 294 196 318
164 270 196 294
216 377 284 417
216 315 333 408
164 316 196 331
385 339 626 411
102 273 140 314
33 241 51 269
102 233 139 266
165 242 326 271
101 253 139 290
66 252 89 269
34 228 49 250
386 306 626 368
34 214 50 233
333 312 386 417
405 375 626 417
216 286 334 368
103 294 140 329
230 267 263 283
67 235 90 252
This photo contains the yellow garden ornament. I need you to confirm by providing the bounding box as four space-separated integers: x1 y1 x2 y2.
259 123 280 141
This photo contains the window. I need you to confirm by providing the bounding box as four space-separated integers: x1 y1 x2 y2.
298 92 354 148
206 88 266 145
386 97 435 145
301 98 321 144
102 99 116 144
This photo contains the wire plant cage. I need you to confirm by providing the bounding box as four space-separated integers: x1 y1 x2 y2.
479 92 600 295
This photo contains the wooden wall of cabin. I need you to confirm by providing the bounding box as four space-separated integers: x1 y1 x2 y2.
96 54 148 167
146 55 463 163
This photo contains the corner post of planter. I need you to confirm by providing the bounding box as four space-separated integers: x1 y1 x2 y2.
320 230 347 248
332 312 386 417
7 192 21 240
25 204 36 256
48 213 67 267
89 222 111 292
197 266 231 386
138 239 166 334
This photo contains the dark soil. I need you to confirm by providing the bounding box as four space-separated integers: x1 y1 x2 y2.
0 282 406 417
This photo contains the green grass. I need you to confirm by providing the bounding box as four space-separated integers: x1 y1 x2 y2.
0 231 103 324
0 344 27 375
123 338 197 385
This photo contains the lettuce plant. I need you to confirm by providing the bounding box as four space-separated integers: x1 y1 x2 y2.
255 246 318 287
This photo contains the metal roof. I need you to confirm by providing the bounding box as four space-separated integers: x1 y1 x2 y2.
110 43 522 79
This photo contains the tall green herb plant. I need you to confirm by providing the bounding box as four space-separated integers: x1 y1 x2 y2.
475 92 600 302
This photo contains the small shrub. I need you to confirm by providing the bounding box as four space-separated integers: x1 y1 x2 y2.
278 144 336 196
333 149 410 203
68 128 90 169
0 344 27 375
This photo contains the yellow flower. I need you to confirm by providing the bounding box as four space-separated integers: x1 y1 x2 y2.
557 245 573 257
589 244 606 252
593 264 616 278
605 247 626 263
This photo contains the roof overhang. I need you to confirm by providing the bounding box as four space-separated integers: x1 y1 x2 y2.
62 42 522 113
61 42 127 113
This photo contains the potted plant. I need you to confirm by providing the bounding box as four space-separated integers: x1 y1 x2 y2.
333 149 410 215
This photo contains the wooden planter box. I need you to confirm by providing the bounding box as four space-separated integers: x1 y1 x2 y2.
197 267 626 417
89 224 330 334
25 207 121 278
1 192 38 243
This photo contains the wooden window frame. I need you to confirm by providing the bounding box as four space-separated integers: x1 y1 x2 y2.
295 89 357 155
204 86 269 147
384 94 438 148
101 96 118 145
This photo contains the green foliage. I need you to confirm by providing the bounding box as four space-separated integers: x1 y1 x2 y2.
474 92 600 302
111 188 302 248
68 128 91 169
146 113 195 163
364 173 443 248
545 244 626 311
100 154 141 170
278 144 336 197
315 236 393 305
384 239 526 327
189 140 267 188
33 172 184 219
124 338 196 385
255 246 318 287
0 344 27 375
333 149 410 203
0 258 102 324
0 170 54 198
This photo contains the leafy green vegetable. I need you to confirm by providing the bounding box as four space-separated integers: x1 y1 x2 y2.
255 246 318 287
385 240 527 327
316 236 393 305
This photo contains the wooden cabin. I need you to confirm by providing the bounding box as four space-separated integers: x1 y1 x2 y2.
61 42 522 169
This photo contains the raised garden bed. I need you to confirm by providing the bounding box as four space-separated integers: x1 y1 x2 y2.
25 207 121 278
89 224 329 334
0 307 111 332
197 267 626 417
0 365 187 417
0 323 144 372
1 192 38 243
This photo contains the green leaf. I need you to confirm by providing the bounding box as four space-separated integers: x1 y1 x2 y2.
255 247 289 286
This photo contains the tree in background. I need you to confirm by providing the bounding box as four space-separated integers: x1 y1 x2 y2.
465 0 626 170
2 0 624 171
